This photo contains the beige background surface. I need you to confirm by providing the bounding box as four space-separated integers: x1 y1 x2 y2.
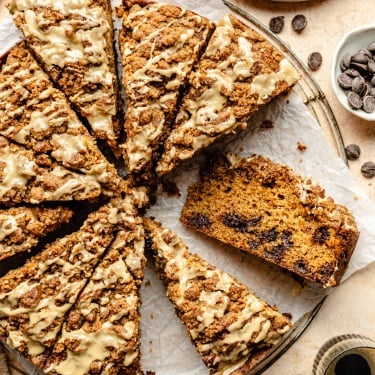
1 0 374 374
229 1 375 374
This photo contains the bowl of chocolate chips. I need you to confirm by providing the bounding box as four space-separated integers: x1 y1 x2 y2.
331 25 375 121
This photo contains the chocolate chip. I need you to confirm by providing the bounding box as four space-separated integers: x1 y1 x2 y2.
294 260 311 275
345 144 361 160
363 95 375 113
263 245 285 261
361 161 375 178
367 41 375 52
347 91 363 109
312 226 330 244
352 76 366 95
349 62 368 73
260 228 279 242
368 60 375 74
344 68 361 77
351 51 369 64
291 14 307 32
337 73 353 89
269 16 285 34
308 52 323 71
340 53 352 71
371 75 375 86
221 213 262 232
369 87 375 96
186 213 211 229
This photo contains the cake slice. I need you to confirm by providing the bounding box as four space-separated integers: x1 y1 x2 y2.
0 205 73 262
44 223 145 375
156 14 300 177
180 154 360 288
0 191 140 369
144 218 292 375
0 43 120 198
119 0 215 178
6 0 121 153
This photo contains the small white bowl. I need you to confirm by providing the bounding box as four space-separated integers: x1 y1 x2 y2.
331 25 375 121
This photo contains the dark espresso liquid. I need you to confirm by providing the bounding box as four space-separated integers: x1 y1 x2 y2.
335 354 371 375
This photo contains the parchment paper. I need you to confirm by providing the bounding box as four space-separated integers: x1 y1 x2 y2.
0 1 374 374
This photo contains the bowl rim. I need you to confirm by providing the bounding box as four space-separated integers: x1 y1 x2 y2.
330 24 375 121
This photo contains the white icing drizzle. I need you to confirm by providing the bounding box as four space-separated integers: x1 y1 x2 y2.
122 3 212 172
156 14 299 175
7 0 117 142
148 221 291 374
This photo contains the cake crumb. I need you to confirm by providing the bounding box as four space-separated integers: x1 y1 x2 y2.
297 141 307 151
260 119 275 129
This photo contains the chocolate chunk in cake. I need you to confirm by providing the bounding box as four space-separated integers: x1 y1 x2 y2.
180 154 360 287
156 14 300 177
144 218 292 375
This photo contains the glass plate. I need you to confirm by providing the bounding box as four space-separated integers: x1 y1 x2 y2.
222 1 347 374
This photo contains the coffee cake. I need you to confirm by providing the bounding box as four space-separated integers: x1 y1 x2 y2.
145 218 292 375
0 43 120 199
156 14 300 176
0 205 73 262
180 154 360 287
119 0 214 179
7 0 121 153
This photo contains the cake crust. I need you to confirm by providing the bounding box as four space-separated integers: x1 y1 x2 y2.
180 154 360 287
156 14 300 177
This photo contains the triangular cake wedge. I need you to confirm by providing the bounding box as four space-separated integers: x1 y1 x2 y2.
0 191 140 369
44 224 145 375
6 0 121 153
0 43 120 200
180 154 360 287
156 14 300 176
119 0 215 179
0 205 73 262
144 218 292 375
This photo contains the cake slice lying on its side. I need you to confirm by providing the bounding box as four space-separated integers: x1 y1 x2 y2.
180 154 360 288
0 43 120 199
44 224 146 375
6 0 122 154
0 205 73 262
119 0 215 180
144 218 292 375
0 191 140 370
156 14 300 177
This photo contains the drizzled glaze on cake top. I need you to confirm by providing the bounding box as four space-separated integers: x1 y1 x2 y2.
156 14 300 177
119 1 215 176
7 0 120 149
145 218 291 375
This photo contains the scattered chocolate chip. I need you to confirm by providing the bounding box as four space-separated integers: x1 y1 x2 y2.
308 52 323 71
260 119 274 129
260 228 279 242
269 16 285 34
345 144 361 160
347 91 363 109
363 95 375 113
337 73 353 89
291 14 307 32
263 245 285 261
361 161 375 178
